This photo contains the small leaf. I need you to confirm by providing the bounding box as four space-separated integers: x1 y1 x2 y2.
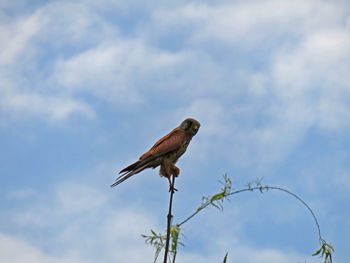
246 182 252 190
170 225 181 253
326 243 334 251
222 252 228 263
211 193 224 202
312 246 322 256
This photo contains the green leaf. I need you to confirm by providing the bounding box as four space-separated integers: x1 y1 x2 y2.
312 241 334 263
312 246 322 256
211 192 224 201
170 225 181 253
222 252 228 263
326 243 334 251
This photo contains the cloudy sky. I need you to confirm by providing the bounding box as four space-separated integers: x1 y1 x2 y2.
1 0 349 262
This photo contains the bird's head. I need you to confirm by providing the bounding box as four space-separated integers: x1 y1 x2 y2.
180 118 200 136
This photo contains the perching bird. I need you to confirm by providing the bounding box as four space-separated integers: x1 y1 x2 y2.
111 118 200 190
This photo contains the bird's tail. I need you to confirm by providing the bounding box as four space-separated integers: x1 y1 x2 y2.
110 159 151 187
110 171 137 187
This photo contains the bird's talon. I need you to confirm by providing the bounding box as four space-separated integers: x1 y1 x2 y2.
169 185 178 192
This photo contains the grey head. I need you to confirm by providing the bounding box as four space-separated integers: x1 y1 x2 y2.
179 118 200 136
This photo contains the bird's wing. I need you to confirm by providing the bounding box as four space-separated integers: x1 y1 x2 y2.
111 128 187 188
140 128 187 160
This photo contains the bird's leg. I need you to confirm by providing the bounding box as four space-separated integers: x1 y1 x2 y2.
160 162 179 192
167 165 179 192
172 165 180 177
167 175 178 192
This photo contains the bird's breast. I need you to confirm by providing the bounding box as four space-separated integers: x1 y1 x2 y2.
168 138 191 163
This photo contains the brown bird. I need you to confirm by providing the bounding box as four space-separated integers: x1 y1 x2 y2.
111 118 200 190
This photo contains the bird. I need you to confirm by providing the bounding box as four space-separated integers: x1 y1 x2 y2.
111 118 200 191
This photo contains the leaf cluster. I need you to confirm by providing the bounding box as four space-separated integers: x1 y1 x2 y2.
141 230 166 263
246 177 269 193
141 227 183 263
201 174 232 211
313 241 334 263
170 225 183 254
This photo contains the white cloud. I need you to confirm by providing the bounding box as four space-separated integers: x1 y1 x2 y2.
3 178 157 263
1 0 202 120
2 199 319 263
1 163 328 263
179 98 231 138
171 98 235 162
56 183 108 213
0 223 319 263
1 0 350 169
0 2 100 122
271 27 350 131
227 246 318 263
162 0 350 166
52 39 189 106
0 12 41 66
0 1 347 261
153 0 345 47
0 233 90 263
9 181 108 228
168 220 319 263
1 92 95 121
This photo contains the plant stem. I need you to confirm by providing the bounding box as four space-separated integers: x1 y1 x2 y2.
177 185 323 243
163 174 176 263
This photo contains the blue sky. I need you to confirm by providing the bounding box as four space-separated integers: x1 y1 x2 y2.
1 0 349 262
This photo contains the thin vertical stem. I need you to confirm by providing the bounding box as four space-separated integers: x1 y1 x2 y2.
163 174 176 263
172 249 177 263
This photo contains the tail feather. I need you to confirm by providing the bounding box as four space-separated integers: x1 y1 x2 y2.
111 158 154 187
119 160 141 174
110 171 136 187
111 155 157 187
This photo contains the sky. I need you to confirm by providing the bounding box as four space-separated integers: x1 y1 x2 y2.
0 0 349 262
